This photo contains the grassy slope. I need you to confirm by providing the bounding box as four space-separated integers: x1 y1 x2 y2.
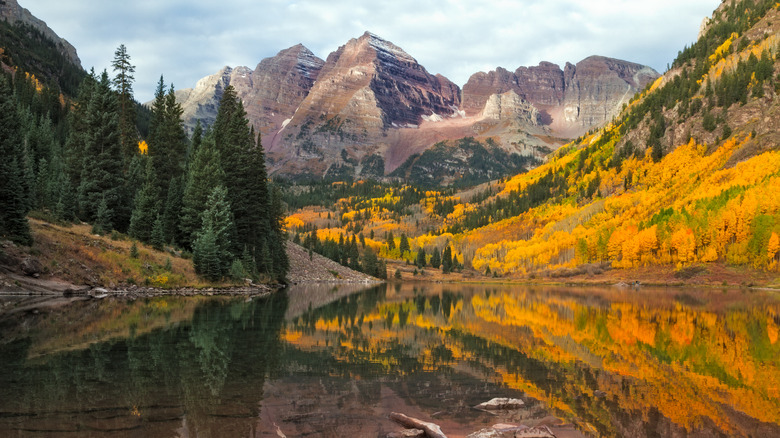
23 218 227 289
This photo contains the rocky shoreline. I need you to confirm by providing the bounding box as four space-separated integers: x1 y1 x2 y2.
0 239 380 296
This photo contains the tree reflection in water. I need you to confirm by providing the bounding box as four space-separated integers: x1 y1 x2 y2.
1 284 778 437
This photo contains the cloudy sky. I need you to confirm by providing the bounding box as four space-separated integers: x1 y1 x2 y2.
25 0 718 102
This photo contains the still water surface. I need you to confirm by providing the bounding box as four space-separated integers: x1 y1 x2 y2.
1 283 779 437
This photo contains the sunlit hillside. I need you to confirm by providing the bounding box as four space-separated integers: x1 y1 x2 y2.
285 1 780 283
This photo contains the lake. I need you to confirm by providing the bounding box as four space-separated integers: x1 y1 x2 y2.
1 283 779 437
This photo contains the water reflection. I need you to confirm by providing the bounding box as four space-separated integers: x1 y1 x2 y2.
0 294 288 437
0 284 778 437
283 283 780 437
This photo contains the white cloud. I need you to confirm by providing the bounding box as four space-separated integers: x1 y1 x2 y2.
22 0 718 101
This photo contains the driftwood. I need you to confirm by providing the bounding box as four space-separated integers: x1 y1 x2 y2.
389 412 448 438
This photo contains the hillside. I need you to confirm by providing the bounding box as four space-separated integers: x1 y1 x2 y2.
284 0 780 284
0 0 84 95
0 219 376 293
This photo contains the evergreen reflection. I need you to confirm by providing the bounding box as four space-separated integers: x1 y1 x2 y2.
0 293 287 437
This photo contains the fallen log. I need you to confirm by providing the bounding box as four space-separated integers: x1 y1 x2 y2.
389 412 448 438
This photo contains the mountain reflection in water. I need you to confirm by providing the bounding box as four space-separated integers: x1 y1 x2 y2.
0 283 778 437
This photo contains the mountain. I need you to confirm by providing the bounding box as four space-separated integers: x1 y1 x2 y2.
0 0 80 67
0 0 84 95
176 44 324 136
462 56 659 137
284 0 780 283
178 32 659 182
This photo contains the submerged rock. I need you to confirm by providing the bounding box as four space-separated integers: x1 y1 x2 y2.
467 428 505 438
387 429 425 438
516 425 556 438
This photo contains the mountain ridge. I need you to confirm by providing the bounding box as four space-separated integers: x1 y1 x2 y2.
0 0 81 68
175 32 658 182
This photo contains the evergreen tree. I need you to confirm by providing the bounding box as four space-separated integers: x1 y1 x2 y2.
430 247 441 269
20 142 35 212
64 70 97 192
268 183 289 281
111 44 137 163
128 158 160 243
348 235 360 270
150 213 165 250
179 132 225 247
147 78 187 207
442 245 453 274
0 75 32 245
213 86 267 262
161 175 184 245
55 173 77 222
387 231 395 250
363 248 379 277
92 195 112 235
399 233 410 255
189 120 203 162
415 247 427 268
192 186 235 280
77 71 124 230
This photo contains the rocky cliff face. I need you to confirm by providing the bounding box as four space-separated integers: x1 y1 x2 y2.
463 56 659 137
0 0 81 67
178 32 658 181
175 44 324 135
266 32 462 178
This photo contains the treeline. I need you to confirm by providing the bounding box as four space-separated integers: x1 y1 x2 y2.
673 0 776 69
294 229 388 280
0 45 287 282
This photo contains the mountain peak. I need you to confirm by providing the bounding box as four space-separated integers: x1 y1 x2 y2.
355 31 416 64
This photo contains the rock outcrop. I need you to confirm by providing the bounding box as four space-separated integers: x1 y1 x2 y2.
0 0 81 67
175 44 324 134
463 56 659 137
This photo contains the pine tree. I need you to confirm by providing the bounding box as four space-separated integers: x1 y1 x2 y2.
161 176 184 245
111 44 137 164
363 248 378 277
63 70 97 193
416 247 427 268
430 247 441 269
213 86 267 261
268 184 289 280
387 231 395 250
147 78 187 207
442 245 453 274
151 213 165 250
0 75 32 245
55 173 77 222
180 132 225 247
192 186 235 280
189 120 203 162
92 195 112 235
128 158 160 243
399 233 410 255
78 71 124 230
